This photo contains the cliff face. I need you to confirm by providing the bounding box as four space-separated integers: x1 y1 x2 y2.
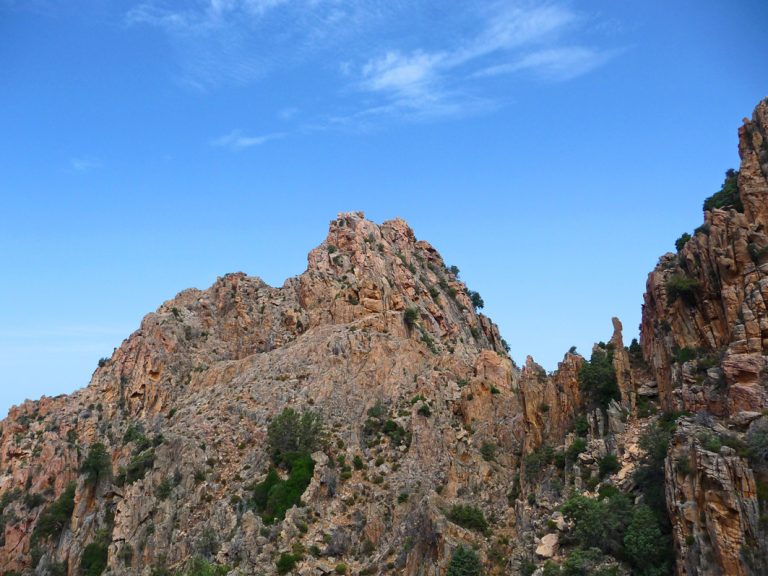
641 98 768 576
641 101 768 416
0 212 563 576
3 100 768 576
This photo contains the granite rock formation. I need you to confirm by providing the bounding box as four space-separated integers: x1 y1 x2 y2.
1 98 768 576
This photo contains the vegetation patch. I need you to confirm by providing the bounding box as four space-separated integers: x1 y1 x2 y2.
446 504 489 534
525 445 554 481
666 274 699 306
250 408 322 523
578 347 620 409
81 442 111 487
703 169 742 213
447 545 483 576
32 483 76 543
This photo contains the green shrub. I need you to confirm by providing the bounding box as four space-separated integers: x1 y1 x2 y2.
598 454 620 477
624 505 670 573
672 346 697 364
177 558 229 576
469 291 485 310
23 492 45 509
560 492 631 556
574 415 589 437
32 483 76 542
446 504 489 534
81 442 111 487
397 492 409 503
404 307 419 329
48 562 68 576
125 449 155 484
276 553 298 574
335 564 347 574
698 432 722 453
156 476 174 500
251 452 315 523
628 338 645 365
703 169 742 212
578 348 620 409
566 438 587 462
382 419 409 446
367 401 385 418
520 559 536 576
123 423 147 445
267 408 323 466
634 416 677 534
81 541 109 576
525 445 554 481
666 274 699 306
353 455 364 470
447 545 483 576
675 455 692 476
675 232 692 251
480 442 497 462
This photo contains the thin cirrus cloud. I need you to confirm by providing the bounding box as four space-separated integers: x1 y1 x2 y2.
474 46 615 81
70 157 101 173
127 1 617 124
211 130 285 150
353 4 612 117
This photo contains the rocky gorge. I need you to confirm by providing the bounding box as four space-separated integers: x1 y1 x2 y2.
1 98 767 576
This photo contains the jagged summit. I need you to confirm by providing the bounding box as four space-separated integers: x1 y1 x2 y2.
1 209 528 576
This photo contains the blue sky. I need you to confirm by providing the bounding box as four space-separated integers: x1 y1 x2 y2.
1 0 766 417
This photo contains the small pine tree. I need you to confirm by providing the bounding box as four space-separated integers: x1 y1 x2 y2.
447 545 483 576
81 442 111 486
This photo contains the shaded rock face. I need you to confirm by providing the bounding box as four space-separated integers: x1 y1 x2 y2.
519 354 583 455
666 420 763 576
641 98 768 576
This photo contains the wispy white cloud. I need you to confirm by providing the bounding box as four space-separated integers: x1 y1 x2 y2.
353 3 612 117
278 107 299 120
70 157 101 173
127 1 618 124
475 47 613 81
211 129 285 149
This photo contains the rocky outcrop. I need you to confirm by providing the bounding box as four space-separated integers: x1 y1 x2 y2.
665 419 763 576
3 99 768 576
519 354 583 454
0 212 528 576
641 99 768 415
610 318 636 414
641 98 768 575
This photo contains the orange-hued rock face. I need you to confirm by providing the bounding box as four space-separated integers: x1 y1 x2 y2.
640 98 768 576
0 211 533 575
641 100 768 416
